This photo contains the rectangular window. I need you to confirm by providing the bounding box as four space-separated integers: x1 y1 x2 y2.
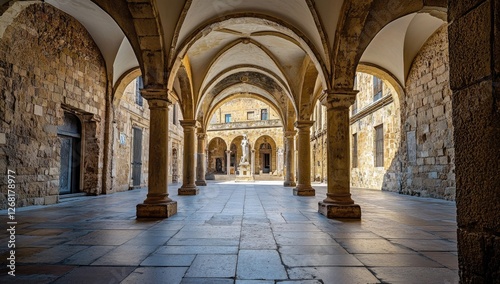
375 124 384 167
135 76 144 106
373 76 383 101
352 133 358 168
225 114 231 123
261 109 268 120
247 111 254 120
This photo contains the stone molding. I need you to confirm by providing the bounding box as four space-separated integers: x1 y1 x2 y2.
321 89 358 110
294 120 314 130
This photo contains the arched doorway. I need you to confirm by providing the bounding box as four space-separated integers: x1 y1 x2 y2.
207 138 227 174
260 143 272 173
57 112 81 194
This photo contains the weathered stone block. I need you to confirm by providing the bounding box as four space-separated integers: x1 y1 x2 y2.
136 201 177 218
293 188 315 196
178 187 199 195
318 202 361 219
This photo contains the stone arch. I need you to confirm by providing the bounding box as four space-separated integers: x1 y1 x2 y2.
254 135 278 174
207 137 228 174
170 15 330 90
112 68 142 106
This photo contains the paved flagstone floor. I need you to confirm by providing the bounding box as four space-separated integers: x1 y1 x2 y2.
0 181 459 283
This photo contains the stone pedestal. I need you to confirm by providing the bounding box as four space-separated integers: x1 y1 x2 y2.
294 121 315 196
318 202 361 219
235 162 254 182
137 202 178 218
318 90 361 219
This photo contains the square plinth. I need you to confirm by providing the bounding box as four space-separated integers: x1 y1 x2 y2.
137 201 177 218
284 181 296 187
318 202 361 219
195 180 207 186
293 188 315 196
178 187 199 195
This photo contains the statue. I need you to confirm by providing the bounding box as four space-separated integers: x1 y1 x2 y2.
240 134 249 164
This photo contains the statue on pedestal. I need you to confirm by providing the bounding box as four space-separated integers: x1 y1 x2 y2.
240 134 249 164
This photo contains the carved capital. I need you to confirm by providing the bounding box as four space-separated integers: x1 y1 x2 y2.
294 120 315 130
179 119 198 129
197 133 207 140
284 130 297 138
321 89 358 110
141 88 171 109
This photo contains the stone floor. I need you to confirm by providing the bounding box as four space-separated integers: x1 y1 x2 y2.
0 181 459 283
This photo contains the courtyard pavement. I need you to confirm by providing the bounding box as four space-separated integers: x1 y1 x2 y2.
0 181 459 283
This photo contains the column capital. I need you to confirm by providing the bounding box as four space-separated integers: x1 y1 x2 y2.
225 150 232 154
320 89 358 110
196 133 207 140
284 130 297 138
141 88 171 105
294 120 315 130
179 119 198 129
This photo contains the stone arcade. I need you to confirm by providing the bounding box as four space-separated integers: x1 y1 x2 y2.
0 1 498 283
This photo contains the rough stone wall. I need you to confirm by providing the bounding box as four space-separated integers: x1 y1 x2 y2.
448 1 500 282
0 3 107 208
398 25 455 200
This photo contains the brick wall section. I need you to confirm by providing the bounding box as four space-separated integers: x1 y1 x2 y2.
0 4 107 208
399 25 455 200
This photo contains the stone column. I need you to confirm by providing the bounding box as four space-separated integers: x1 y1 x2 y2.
284 131 296 187
318 90 361 219
251 149 255 174
195 132 207 186
226 150 231 175
294 121 315 196
178 120 199 195
136 89 177 218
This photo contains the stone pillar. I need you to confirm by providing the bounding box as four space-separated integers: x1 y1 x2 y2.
293 121 315 196
449 3 500 282
318 90 361 219
178 120 199 195
251 149 255 175
136 89 177 218
195 132 207 186
226 150 231 175
284 131 296 187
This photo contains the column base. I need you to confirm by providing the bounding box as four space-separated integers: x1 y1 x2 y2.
137 201 177 218
195 180 207 186
293 185 315 196
284 181 296 187
318 202 361 219
178 186 199 195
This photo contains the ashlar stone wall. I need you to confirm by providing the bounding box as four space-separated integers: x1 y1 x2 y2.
350 73 400 190
0 3 107 208
398 25 455 200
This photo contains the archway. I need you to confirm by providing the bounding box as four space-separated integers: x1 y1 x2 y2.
207 138 228 174
254 135 278 175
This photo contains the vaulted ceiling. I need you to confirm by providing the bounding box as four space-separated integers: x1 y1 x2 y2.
42 0 447 128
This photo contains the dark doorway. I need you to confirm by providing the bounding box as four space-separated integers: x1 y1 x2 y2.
58 112 81 194
216 158 223 173
132 127 143 187
263 153 271 173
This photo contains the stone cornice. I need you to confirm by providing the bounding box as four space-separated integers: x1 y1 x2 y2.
350 94 393 125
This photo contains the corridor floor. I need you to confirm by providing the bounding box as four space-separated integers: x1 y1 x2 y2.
0 181 459 283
